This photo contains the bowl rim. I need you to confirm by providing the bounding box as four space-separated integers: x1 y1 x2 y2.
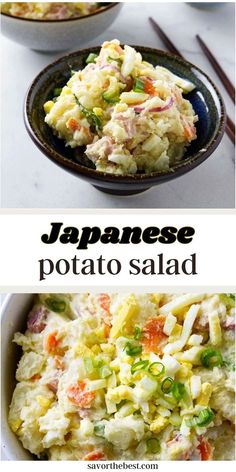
0 2 119 23
24 45 226 185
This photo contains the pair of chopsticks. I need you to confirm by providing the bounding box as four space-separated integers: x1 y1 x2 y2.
149 17 235 145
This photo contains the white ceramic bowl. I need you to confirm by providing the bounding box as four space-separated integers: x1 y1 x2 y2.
0 2 122 52
1 294 35 460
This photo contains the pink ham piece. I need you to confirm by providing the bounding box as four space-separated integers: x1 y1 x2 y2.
47 378 59 394
222 316 235 330
79 408 92 419
27 305 48 333
99 64 128 83
133 96 174 113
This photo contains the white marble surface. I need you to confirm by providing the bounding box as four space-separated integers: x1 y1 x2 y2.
1 1 235 208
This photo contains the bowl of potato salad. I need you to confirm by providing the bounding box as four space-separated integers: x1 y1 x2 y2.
0 3 122 51
1 293 235 460
24 40 225 195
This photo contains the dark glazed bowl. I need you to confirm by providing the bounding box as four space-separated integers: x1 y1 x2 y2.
24 46 226 196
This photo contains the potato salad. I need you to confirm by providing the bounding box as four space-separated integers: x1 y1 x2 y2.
44 40 198 175
1 3 99 20
9 293 235 461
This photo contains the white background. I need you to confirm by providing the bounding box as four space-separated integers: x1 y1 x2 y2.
0 210 235 290
1 1 235 208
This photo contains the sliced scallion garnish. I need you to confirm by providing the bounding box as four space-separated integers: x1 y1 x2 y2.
133 78 145 93
146 437 161 454
84 356 94 375
53 87 62 97
148 362 165 378
125 341 143 357
186 407 214 428
73 95 102 131
100 365 112 378
45 297 67 313
201 348 223 368
161 376 174 393
85 53 98 64
171 381 185 401
134 326 142 340
94 423 105 437
131 360 149 374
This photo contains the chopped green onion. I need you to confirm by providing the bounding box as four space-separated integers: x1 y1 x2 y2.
74 95 102 131
85 53 98 64
133 78 145 93
131 360 149 374
45 297 66 313
223 358 235 372
201 348 223 368
125 342 143 357
94 423 105 437
134 326 142 341
94 357 104 369
102 90 120 104
84 356 94 375
146 437 161 454
171 381 185 401
148 362 165 378
186 407 214 428
100 365 112 378
161 377 174 393
53 87 62 97
219 293 235 308
69 66 76 77
197 407 214 426
107 56 122 66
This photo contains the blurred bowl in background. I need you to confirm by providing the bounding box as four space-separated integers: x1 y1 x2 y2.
186 3 225 10
0 2 122 52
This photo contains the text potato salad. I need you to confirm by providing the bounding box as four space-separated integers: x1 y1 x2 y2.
9 293 235 460
44 40 198 174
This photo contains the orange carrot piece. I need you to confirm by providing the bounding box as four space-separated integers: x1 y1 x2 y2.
67 118 80 132
67 380 95 408
83 451 105 461
141 316 167 354
46 331 60 354
197 438 212 461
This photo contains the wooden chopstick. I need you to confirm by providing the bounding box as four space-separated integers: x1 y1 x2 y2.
226 122 235 143
149 17 184 58
148 17 235 145
227 115 235 136
196 34 235 104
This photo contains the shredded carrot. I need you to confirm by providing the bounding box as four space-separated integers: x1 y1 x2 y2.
182 116 196 141
67 380 95 408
